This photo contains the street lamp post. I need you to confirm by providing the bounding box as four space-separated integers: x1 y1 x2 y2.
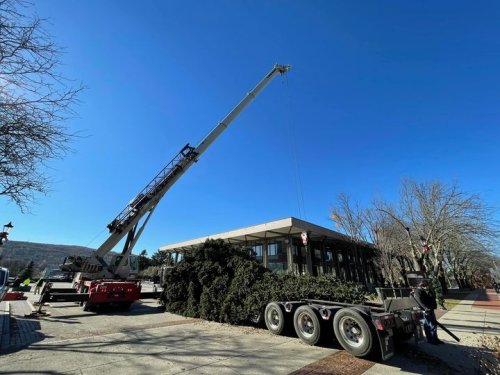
0 222 14 245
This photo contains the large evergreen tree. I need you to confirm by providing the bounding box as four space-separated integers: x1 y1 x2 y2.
161 239 365 324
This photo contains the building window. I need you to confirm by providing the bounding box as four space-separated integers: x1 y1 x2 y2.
268 243 278 256
292 243 307 275
251 244 263 263
312 246 323 276
324 249 337 277
267 241 287 272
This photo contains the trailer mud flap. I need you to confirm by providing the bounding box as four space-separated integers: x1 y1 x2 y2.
375 329 394 361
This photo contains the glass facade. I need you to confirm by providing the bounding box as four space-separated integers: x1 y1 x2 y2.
267 241 287 272
251 244 263 263
312 246 323 276
292 243 307 275
324 249 336 277
166 223 378 289
240 237 375 287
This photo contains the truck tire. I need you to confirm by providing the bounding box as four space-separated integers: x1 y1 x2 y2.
265 302 287 335
333 308 374 357
293 305 324 346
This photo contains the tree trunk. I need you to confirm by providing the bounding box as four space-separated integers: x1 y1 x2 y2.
436 261 448 294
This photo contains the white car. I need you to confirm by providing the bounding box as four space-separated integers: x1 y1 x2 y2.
0 267 9 302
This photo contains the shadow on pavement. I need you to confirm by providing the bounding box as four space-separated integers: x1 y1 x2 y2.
2 314 47 355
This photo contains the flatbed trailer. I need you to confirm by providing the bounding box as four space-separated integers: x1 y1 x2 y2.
263 292 424 360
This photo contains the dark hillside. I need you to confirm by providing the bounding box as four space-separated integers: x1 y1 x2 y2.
0 240 96 275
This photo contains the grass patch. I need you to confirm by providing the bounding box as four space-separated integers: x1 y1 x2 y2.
443 289 472 310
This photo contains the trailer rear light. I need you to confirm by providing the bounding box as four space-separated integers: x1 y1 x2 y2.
375 314 395 330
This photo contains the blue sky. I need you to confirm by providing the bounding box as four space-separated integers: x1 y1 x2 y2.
3 1 499 255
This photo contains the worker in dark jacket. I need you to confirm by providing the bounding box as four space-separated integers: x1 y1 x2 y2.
412 279 444 345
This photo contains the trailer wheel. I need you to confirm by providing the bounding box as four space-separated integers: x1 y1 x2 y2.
293 305 324 346
333 308 374 357
264 302 287 335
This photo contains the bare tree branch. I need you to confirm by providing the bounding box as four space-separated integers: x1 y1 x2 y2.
0 0 83 211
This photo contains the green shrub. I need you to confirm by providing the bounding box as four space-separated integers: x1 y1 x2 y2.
160 239 366 324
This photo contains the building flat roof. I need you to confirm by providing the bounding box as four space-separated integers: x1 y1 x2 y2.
159 217 354 252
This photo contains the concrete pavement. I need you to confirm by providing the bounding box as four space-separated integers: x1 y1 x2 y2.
0 288 338 374
1 287 498 374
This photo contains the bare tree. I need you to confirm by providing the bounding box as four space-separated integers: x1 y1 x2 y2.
331 193 367 242
365 208 411 289
0 0 82 211
401 180 496 290
375 179 497 304
330 193 371 284
444 235 497 289
330 179 498 301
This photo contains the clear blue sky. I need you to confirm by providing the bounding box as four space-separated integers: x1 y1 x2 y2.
3 1 499 255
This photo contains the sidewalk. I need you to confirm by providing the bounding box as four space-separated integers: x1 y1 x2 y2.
366 289 500 374
0 292 46 354
0 300 10 353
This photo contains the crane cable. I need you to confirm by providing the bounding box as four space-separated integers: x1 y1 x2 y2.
85 227 106 248
282 73 307 220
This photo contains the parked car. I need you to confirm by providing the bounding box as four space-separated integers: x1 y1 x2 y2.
0 267 10 302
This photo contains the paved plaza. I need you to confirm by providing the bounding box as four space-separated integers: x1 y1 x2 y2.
0 288 498 374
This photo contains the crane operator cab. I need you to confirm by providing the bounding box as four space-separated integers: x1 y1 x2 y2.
110 254 139 279
61 253 138 280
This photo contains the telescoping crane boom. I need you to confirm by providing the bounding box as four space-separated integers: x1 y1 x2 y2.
61 64 291 284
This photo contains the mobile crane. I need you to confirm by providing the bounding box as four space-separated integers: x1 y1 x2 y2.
37 64 291 311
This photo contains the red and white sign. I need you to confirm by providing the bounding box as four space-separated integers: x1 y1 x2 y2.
301 232 308 246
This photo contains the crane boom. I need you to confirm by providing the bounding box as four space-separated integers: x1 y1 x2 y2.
61 64 291 278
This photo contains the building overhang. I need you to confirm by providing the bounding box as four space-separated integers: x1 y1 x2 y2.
159 217 366 253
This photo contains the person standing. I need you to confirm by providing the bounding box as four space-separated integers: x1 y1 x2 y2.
34 278 44 294
412 279 444 345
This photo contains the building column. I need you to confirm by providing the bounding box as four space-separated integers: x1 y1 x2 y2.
333 248 341 279
263 239 268 269
362 253 371 285
306 242 313 275
344 248 352 281
286 236 293 274
320 239 326 276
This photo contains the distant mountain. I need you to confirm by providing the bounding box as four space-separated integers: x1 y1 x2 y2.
0 240 97 272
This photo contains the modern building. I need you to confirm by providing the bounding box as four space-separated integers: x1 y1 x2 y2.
159 217 379 288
